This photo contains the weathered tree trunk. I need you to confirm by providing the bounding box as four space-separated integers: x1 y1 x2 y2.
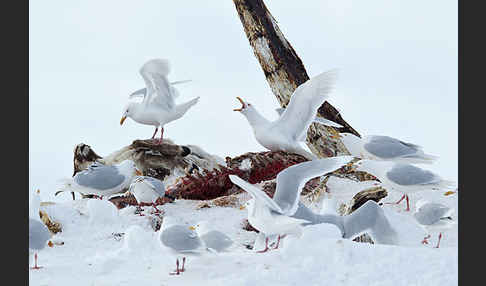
233 0 360 158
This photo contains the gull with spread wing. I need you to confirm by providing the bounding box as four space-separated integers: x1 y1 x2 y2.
233 69 338 160
120 59 200 144
230 156 398 251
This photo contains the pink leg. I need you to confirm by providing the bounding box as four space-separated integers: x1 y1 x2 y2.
151 203 162 214
435 233 443 248
181 257 186 272
422 234 431 245
156 128 164 144
30 253 43 270
386 194 406 205
273 235 282 249
256 237 270 253
405 195 410 211
151 127 159 140
170 259 181 275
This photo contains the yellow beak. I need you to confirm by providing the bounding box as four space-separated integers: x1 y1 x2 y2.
233 97 245 111
444 190 456 196
120 116 127 125
189 226 196 231
135 169 143 176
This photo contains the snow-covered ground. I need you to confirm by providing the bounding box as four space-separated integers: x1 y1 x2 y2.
29 177 458 286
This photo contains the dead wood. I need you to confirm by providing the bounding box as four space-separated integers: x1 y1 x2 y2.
233 0 360 159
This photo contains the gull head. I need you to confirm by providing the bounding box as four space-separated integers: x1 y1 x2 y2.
191 221 211 235
120 102 137 125
233 97 255 115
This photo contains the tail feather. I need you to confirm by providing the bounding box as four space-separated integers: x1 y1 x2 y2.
175 97 200 117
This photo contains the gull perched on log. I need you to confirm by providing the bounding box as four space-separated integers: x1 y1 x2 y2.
233 69 338 160
340 133 438 164
120 59 200 144
56 160 142 199
355 160 455 211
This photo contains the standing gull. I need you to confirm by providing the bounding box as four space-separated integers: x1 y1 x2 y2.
29 218 53 270
340 133 438 164
120 58 200 144
233 69 337 160
355 160 455 211
158 217 204 275
192 221 234 253
231 157 398 250
128 176 167 215
56 160 142 199
413 200 455 248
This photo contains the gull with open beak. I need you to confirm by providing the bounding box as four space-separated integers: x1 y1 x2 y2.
233 69 338 160
55 160 142 199
120 58 200 144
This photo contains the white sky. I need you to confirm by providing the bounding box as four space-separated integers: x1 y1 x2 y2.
29 0 457 202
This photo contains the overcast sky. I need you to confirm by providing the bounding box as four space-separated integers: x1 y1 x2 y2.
29 0 457 202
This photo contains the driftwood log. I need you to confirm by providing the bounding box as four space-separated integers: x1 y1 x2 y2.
233 0 360 159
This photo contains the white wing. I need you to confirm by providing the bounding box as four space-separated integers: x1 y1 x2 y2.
128 79 191 101
273 156 354 215
275 107 343 131
273 69 338 141
128 88 147 99
139 59 176 110
229 175 283 213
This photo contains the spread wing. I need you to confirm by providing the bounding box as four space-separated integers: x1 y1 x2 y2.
273 156 354 215
139 59 176 110
273 69 338 141
229 175 283 213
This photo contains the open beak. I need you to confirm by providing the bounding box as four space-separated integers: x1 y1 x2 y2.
233 97 246 111
135 169 143 176
120 116 127 125
189 226 196 231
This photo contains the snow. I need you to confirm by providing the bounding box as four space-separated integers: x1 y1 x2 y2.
30 177 458 286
